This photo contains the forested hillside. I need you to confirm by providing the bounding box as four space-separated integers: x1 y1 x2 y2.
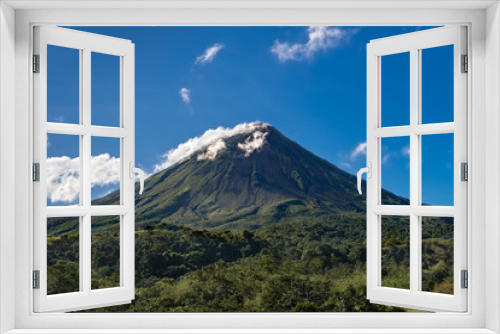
47 214 453 312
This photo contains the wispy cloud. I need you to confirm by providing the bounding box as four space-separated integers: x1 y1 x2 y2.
382 153 391 165
47 154 120 203
154 122 269 173
195 43 224 65
401 145 410 156
179 87 191 105
337 142 366 172
350 142 367 160
271 26 357 63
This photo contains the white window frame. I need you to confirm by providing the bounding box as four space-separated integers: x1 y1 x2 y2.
366 26 468 312
0 1 499 333
33 26 136 312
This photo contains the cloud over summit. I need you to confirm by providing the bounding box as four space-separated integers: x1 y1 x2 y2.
238 130 268 157
154 122 269 173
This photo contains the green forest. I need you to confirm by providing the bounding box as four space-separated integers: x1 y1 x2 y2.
47 213 453 312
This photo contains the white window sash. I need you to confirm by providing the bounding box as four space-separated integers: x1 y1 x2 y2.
366 26 468 312
33 26 136 313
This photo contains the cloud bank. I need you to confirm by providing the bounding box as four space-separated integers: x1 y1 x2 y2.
271 26 357 63
47 154 120 203
195 43 224 64
154 122 269 173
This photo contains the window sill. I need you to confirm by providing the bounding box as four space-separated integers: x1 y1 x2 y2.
4 329 497 334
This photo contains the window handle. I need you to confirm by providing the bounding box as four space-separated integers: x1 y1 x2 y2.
129 162 145 195
357 162 371 195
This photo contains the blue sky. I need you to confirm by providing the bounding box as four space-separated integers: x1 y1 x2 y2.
46 26 454 206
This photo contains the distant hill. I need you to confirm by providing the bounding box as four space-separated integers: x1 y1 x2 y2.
48 123 408 235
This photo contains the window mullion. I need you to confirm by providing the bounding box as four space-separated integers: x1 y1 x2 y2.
82 47 92 294
409 47 420 294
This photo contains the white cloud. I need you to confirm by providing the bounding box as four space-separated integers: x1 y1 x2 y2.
47 154 120 203
350 142 367 160
338 162 352 170
336 142 367 172
401 145 410 156
90 154 121 186
179 87 191 105
47 156 81 203
195 43 224 64
197 138 227 161
154 122 269 173
271 26 357 63
382 153 391 164
238 131 268 157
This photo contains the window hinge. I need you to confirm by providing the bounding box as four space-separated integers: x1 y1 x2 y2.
33 163 40 182
461 162 468 182
461 54 468 73
33 54 40 73
461 270 468 289
33 270 40 289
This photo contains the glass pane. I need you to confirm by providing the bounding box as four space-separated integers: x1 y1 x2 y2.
47 216 80 295
422 216 454 294
421 45 454 124
422 133 454 206
381 136 410 205
381 216 410 289
381 52 410 127
47 134 80 206
91 137 121 204
92 216 120 289
47 45 80 124
92 52 120 127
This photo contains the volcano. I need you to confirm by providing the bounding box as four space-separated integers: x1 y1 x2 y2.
49 122 408 234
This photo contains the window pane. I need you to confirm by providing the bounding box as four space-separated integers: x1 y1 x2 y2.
381 136 410 205
421 216 454 294
47 216 80 295
381 52 410 127
381 216 410 289
47 45 80 124
92 52 120 127
421 45 454 124
47 133 80 206
92 216 121 289
91 137 121 204
421 133 454 206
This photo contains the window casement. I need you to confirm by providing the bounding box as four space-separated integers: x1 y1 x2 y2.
4 4 493 332
33 26 141 312
363 26 468 312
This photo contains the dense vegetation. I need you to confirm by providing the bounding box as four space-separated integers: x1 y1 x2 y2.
47 213 453 312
